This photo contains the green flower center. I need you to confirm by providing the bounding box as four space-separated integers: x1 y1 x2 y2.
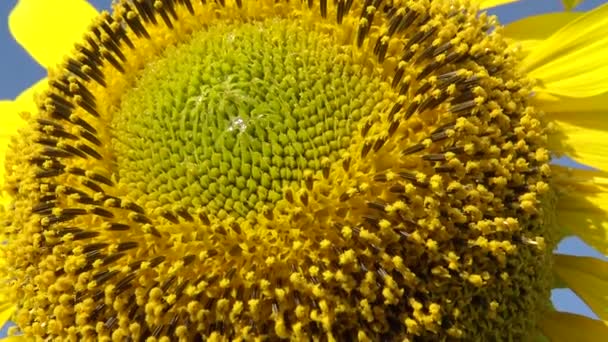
113 20 383 217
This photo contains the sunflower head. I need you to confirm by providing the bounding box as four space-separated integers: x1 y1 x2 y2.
3 0 607 340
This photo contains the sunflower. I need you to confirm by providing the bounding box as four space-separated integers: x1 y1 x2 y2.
1 0 607 340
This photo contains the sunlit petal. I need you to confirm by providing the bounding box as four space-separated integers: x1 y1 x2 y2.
9 0 98 68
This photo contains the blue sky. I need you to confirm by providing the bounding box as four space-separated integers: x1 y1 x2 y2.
0 0 606 330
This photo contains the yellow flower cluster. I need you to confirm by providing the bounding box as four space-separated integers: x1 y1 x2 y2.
0 0 606 341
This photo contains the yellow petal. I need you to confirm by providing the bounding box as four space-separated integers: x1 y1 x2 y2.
519 2 608 98
553 254 608 322
0 302 15 331
0 251 14 329
503 12 582 55
537 91 608 114
553 167 608 256
9 0 98 68
562 0 584 11
477 0 519 9
0 100 19 142
0 100 19 207
539 311 608 342
548 111 608 172
538 91 608 171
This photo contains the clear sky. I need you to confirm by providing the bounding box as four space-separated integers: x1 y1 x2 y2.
0 0 606 330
